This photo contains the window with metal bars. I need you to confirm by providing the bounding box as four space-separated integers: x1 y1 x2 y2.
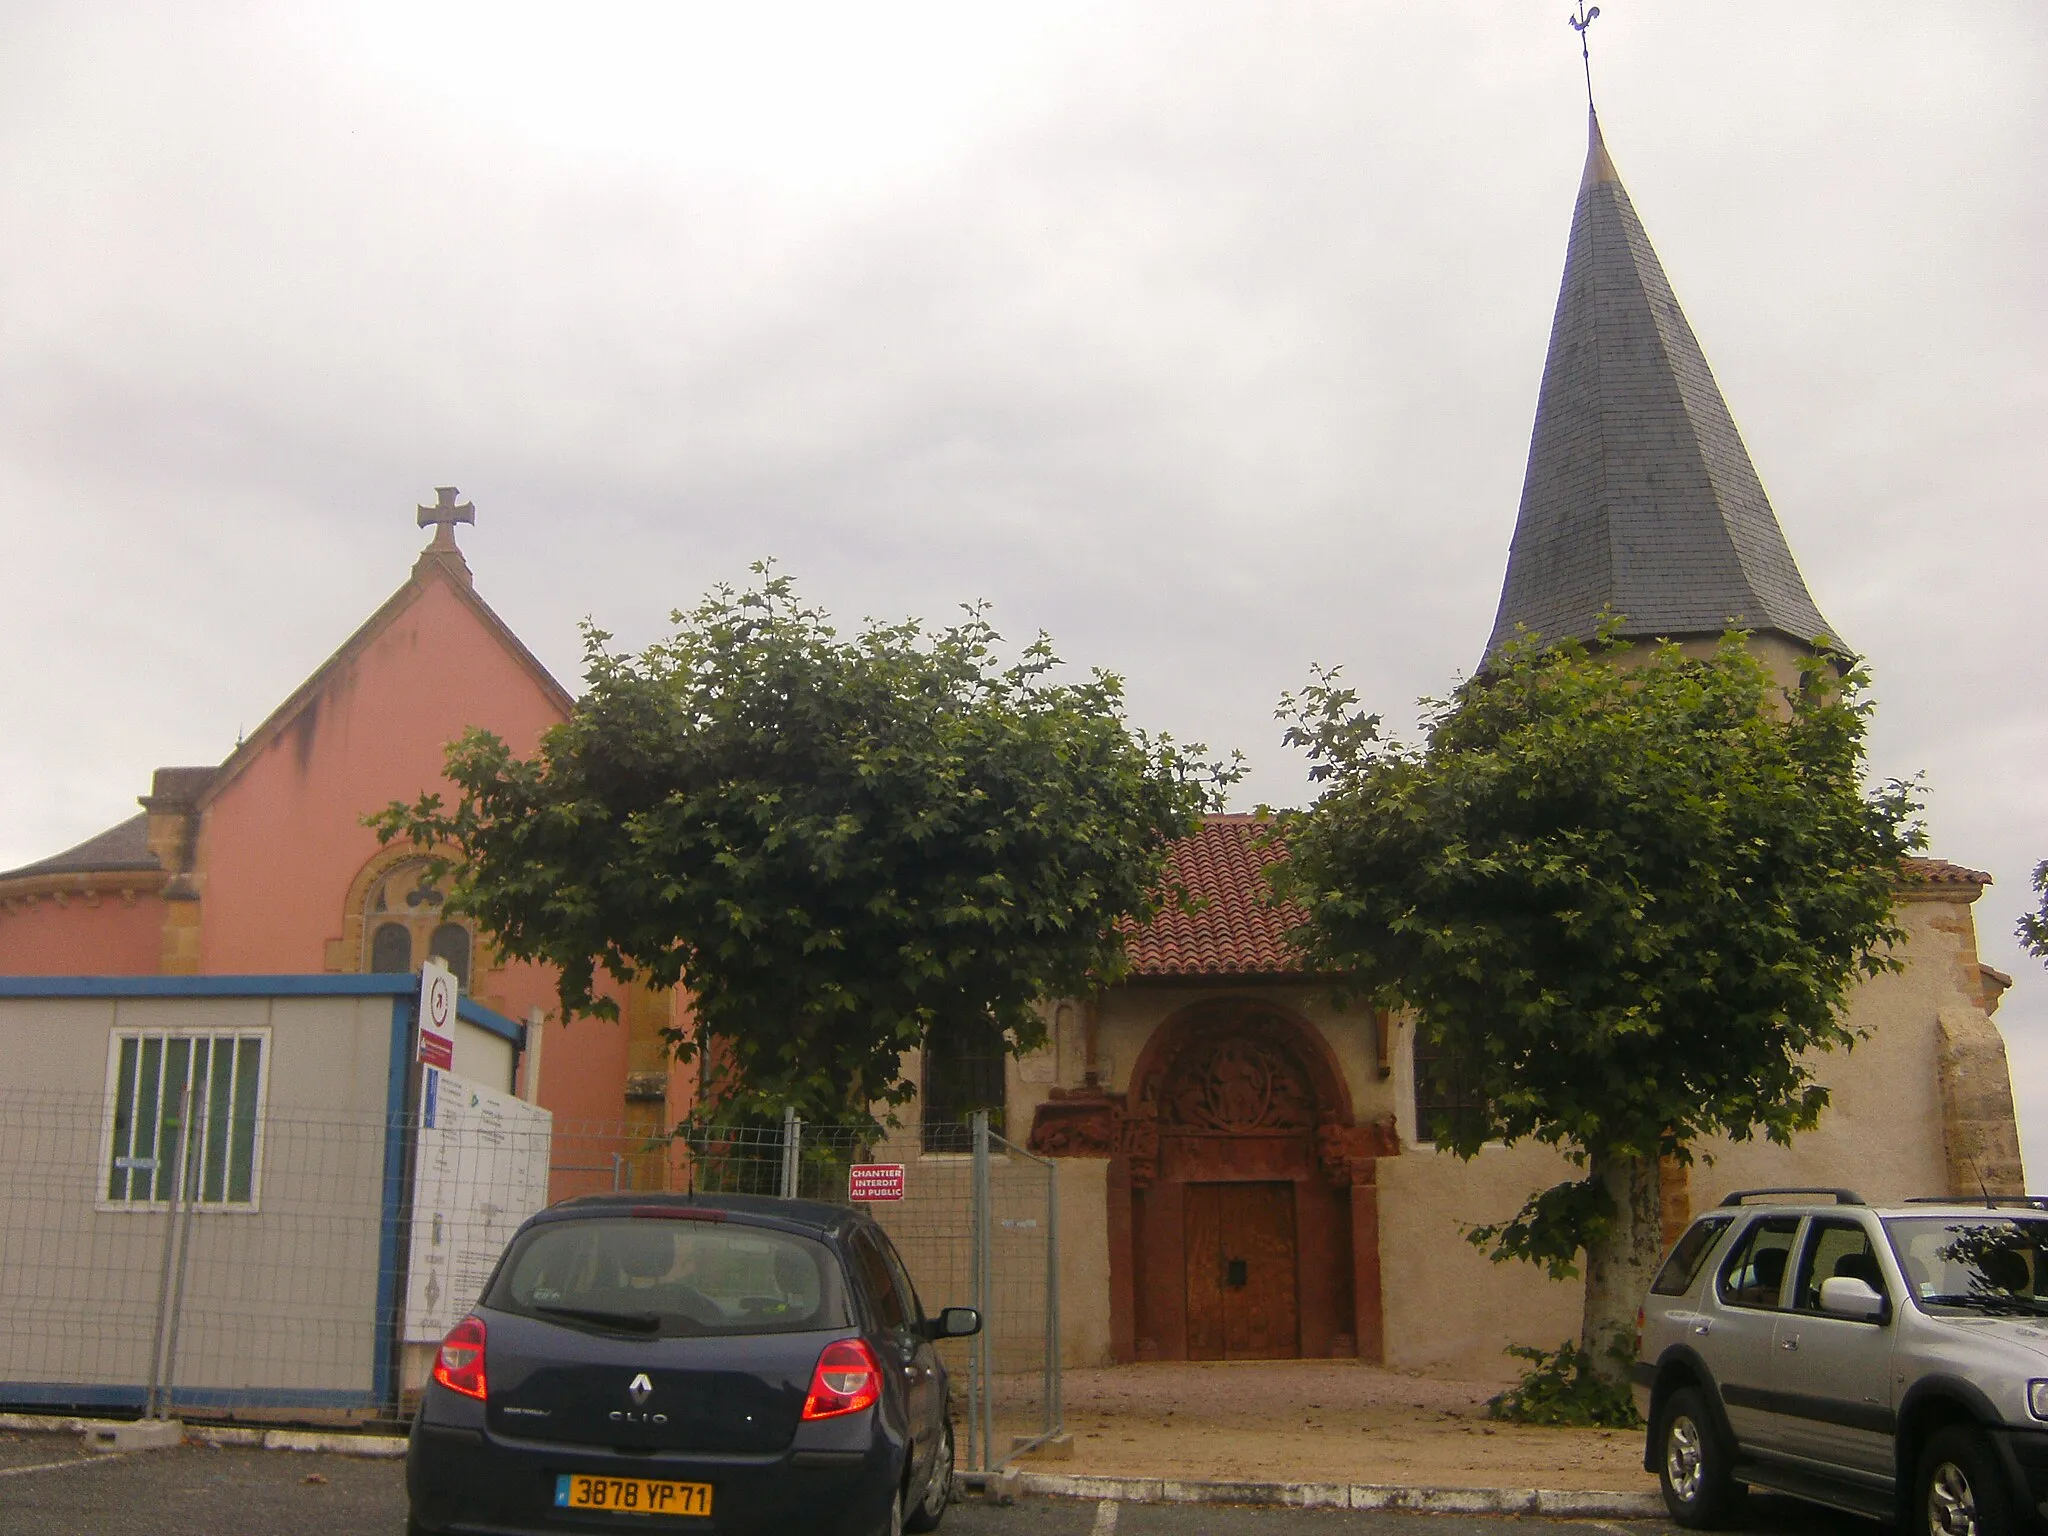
101 1031 268 1208
1410 1019 1496 1147
919 1017 1006 1154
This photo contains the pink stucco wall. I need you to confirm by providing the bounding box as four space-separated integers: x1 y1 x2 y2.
0 566 642 1129
0 895 165 974
195 576 561 974
186 570 629 1125
496 956 635 1130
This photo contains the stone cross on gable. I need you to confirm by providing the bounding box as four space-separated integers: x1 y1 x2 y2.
416 486 475 547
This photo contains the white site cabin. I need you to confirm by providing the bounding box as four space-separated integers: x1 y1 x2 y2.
0 970 549 1418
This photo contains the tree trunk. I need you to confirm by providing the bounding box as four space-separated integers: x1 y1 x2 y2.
1579 1149 1663 1384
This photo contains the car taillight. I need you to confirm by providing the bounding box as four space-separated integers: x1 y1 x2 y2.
801 1338 881 1421
433 1315 488 1401
1634 1305 1645 1359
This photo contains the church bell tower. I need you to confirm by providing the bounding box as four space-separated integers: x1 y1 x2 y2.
1486 113 1840 671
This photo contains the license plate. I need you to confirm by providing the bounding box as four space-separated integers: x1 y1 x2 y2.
554 1473 712 1517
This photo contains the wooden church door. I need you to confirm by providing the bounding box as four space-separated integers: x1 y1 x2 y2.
1183 1181 1300 1360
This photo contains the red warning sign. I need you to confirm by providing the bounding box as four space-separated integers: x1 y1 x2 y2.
418 959 458 1070
848 1164 906 1201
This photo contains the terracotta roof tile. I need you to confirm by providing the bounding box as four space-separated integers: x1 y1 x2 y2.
1123 815 1308 978
1120 829 1989 978
1898 856 1992 889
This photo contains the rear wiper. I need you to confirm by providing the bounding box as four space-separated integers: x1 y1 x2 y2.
532 1304 662 1333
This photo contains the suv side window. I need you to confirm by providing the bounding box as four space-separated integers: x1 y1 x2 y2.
1716 1214 1801 1309
1652 1215 1736 1296
1792 1217 1886 1313
852 1229 909 1333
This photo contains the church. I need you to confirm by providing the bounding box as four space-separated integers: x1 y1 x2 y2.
1009 114 2027 1374
0 114 2025 1380
0 494 683 1142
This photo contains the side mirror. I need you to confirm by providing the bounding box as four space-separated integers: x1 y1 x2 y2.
924 1306 981 1340
1818 1275 1886 1322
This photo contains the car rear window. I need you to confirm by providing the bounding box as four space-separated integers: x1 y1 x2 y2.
1652 1215 1734 1296
486 1217 852 1337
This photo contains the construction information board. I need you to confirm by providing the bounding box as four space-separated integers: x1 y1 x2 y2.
848 1164 905 1201
403 1067 553 1342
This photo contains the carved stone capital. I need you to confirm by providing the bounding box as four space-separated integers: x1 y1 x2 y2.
1316 1115 1401 1185
1025 1089 1122 1158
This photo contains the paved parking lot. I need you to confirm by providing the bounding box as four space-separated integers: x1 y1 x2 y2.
0 1440 1884 1536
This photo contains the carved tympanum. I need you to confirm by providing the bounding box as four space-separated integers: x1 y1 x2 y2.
1161 1035 1314 1133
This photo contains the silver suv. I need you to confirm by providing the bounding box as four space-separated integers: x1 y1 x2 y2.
1635 1189 2048 1534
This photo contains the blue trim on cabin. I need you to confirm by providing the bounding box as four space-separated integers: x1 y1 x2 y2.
0 972 526 1046
0 974 418 998
372 994 414 1411
455 995 524 1045
0 1381 381 1412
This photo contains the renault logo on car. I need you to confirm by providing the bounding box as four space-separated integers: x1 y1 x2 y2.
627 1372 653 1406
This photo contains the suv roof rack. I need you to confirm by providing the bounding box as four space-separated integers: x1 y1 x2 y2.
1902 1195 2048 1211
1718 1187 1865 1207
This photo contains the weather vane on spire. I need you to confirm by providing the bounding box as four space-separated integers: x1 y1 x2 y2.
1569 1 1601 112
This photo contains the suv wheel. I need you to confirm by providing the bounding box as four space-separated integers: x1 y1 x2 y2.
1918 1425 2010 1536
904 1419 954 1533
1657 1387 1742 1529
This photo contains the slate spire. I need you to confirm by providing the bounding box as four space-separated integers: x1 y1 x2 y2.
1485 112 1839 660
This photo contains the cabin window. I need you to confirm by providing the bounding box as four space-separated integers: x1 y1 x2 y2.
101 1030 268 1209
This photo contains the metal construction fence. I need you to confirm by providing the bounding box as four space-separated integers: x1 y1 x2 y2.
0 1089 1059 1471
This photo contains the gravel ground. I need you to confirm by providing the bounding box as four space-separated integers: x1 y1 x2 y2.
1062 1360 1512 1419
1044 1361 1652 1491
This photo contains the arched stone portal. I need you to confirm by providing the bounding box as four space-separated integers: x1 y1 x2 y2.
1106 999 1393 1363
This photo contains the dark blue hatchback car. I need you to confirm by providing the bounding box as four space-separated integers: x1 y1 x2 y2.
406 1193 980 1536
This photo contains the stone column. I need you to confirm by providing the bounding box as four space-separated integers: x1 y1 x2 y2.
1936 1005 2026 1196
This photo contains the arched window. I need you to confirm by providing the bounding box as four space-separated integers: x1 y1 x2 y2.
921 1017 1007 1154
369 922 414 974
359 857 476 990
429 923 472 992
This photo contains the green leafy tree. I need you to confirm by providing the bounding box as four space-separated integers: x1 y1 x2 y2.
373 570 1234 1128
2019 861 2048 962
1271 626 1922 1381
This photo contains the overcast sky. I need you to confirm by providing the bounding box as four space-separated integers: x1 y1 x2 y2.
3 3 2042 1164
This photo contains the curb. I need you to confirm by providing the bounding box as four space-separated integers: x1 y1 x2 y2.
0 1415 406 1460
210 1430 409 1458
1016 1472 1664 1519
3 1414 1659 1513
